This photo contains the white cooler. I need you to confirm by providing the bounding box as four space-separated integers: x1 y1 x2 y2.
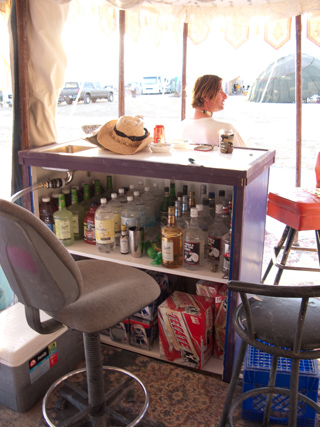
0 303 85 412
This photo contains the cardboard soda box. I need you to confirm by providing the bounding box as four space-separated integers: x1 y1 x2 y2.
129 316 158 350
196 280 228 359
158 291 214 369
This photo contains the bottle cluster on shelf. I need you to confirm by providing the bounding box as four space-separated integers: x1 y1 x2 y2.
38 176 233 276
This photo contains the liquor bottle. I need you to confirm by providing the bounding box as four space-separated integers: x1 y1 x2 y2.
121 195 140 229
62 188 71 207
161 206 183 268
91 179 102 205
182 194 190 222
189 191 196 211
83 202 98 245
102 175 113 201
183 207 205 270
217 189 226 205
95 198 115 253
208 191 216 219
199 184 207 204
80 183 92 213
141 186 157 239
196 204 209 258
169 182 177 206
175 200 187 231
202 198 214 227
207 204 229 272
221 223 232 278
68 187 85 240
39 197 54 231
133 191 147 232
222 199 231 228
120 224 129 254
108 192 123 246
53 193 74 247
227 193 233 215
160 186 170 227
117 188 127 204
182 184 188 196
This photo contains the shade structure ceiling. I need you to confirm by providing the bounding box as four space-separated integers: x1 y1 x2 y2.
248 53 320 102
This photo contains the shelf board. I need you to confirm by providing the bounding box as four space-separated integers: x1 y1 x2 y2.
100 334 223 376
69 240 227 283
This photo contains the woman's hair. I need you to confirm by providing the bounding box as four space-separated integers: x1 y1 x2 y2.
191 75 222 108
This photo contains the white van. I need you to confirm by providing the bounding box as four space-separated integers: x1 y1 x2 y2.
141 76 167 95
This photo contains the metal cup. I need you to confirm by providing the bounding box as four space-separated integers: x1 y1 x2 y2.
129 227 144 258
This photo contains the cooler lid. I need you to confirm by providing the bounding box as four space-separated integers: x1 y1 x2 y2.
0 303 67 367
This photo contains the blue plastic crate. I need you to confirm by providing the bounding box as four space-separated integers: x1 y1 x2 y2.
242 346 319 427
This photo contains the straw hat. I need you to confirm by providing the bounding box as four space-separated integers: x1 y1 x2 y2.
97 116 152 155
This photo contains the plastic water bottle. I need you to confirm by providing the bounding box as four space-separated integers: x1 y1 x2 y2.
133 191 147 232
121 195 140 229
151 182 163 227
94 198 115 253
117 188 127 204
126 184 136 198
108 193 123 246
141 186 158 240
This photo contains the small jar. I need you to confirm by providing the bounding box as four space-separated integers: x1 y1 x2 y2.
219 129 234 154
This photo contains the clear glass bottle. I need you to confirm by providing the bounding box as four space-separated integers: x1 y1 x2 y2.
175 200 187 231
120 224 129 254
199 184 207 204
117 188 128 204
221 224 232 278
39 197 54 231
53 193 74 247
141 186 157 239
208 191 215 220
183 207 205 270
121 195 140 229
202 198 214 228
151 182 163 227
182 194 190 223
84 202 98 245
222 198 231 228
218 189 226 205
196 203 209 258
133 190 147 233
108 192 123 246
161 206 183 268
160 186 170 227
68 187 85 240
207 204 229 272
80 183 92 213
95 198 115 253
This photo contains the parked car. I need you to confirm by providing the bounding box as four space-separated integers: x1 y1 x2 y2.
58 81 114 104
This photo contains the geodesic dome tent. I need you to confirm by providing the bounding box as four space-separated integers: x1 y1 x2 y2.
248 53 320 103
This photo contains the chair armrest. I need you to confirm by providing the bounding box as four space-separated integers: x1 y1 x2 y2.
25 306 64 335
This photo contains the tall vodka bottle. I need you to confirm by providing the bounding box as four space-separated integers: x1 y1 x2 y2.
141 186 157 239
108 192 123 246
94 198 115 253
53 193 74 247
121 195 140 230
196 203 209 258
183 207 205 270
161 206 183 268
133 191 147 232
68 187 85 240
207 204 229 272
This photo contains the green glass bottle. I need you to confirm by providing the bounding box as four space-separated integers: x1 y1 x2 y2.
91 179 102 205
169 182 177 206
53 193 74 247
80 183 91 213
160 186 170 227
68 188 85 240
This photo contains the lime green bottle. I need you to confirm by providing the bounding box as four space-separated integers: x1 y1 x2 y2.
53 193 74 247
80 183 91 213
68 188 85 240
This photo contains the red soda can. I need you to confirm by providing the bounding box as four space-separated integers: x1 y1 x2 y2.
154 125 165 144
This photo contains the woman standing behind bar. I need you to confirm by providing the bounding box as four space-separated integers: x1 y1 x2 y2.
181 75 246 147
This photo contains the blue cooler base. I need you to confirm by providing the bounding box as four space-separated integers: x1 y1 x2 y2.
242 346 319 427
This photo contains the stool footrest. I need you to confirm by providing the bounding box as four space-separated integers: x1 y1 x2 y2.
275 262 320 273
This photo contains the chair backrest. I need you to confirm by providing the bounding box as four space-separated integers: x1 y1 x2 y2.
228 280 320 358
0 199 82 312
316 151 320 188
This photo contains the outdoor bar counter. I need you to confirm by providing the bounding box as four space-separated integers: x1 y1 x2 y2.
18 140 275 382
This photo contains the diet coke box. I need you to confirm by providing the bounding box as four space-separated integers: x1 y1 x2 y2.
158 291 214 369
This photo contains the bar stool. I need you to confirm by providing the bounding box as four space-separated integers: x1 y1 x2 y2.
262 152 320 285
219 280 320 427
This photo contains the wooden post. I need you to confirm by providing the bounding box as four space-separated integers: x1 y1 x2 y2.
181 23 188 121
295 15 302 188
119 9 125 118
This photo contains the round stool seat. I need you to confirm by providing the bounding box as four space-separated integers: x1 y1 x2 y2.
237 296 320 352
267 188 320 231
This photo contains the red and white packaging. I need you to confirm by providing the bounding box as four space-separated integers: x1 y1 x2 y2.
158 291 214 369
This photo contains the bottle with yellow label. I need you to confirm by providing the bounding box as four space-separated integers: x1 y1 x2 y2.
53 193 74 247
94 198 115 253
161 206 183 268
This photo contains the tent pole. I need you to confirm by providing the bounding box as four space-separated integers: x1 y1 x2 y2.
181 22 188 121
118 9 125 118
295 15 302 188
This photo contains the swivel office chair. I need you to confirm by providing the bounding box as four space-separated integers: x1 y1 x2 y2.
219 280 320 426
262 152 320 285
0 199 160 426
